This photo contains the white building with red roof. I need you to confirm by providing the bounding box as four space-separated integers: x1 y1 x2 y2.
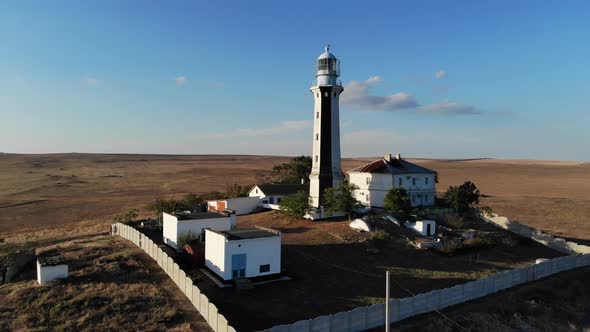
348 153 437 208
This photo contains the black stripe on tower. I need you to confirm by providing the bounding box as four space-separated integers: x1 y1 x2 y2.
318 86 333 206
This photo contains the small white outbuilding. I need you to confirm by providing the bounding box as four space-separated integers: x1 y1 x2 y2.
205 228 281 281
405 220 437 237
37 255 68 285
163 211 236 251
206 197 261 215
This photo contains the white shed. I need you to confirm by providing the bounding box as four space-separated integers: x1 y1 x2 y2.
205 228 281 281
163 211 236 251
405 220 437 237
206 197 261 215
37 255 68 285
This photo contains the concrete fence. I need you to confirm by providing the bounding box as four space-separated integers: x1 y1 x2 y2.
482 213 590 255
264 253 590 332
113 223 236 332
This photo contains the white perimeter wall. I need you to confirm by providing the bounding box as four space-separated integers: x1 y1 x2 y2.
163 213 234 251
37 261 68 285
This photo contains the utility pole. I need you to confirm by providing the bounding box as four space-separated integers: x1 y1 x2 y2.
385 270 390 332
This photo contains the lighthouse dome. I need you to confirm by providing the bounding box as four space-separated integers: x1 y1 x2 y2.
318 46 337 60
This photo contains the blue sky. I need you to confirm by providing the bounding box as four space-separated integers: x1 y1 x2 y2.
1 1 589 160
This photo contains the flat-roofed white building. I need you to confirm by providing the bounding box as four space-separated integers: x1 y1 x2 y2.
348 154 437 208
204 228 281 281
37 255 68 285
206 196 261 215
163 211 236 251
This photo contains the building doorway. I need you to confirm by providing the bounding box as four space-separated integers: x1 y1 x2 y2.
231 254 246 279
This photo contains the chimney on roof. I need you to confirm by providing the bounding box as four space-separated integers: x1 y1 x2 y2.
396 153 401 160
384 154 392 162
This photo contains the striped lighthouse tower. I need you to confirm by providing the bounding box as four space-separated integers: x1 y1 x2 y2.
309 45 344 211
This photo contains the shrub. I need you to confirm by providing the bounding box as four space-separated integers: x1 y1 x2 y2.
444 215 464 228
444 181 480 212
372 229 390 249
500 235 519 248
383 187 412 218
479 206 493 216
177 231 201 249
438 239 464 255
464 234 495 249
280 190 312 219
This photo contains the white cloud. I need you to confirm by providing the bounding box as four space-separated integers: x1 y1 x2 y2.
435 70 447 79
85 77 99 85
419 101 479 115
202 120 313 139
175 76 187 86
341 77 419 111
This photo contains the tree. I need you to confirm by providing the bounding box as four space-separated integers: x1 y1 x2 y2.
270 156 312 184
177 230 201 248
323 183 360 221
149 198 185 218
113 208 139 224
182 193 203 207
225 183 250 198
280 190 312 219
444 181 480 213
383 187 412 218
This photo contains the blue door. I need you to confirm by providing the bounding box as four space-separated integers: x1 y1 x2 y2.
231 254 246 279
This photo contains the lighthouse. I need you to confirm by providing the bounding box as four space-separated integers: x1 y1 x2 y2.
309 45 344 210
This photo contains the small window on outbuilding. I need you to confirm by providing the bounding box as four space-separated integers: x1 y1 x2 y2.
366 177 370 185
259 264 270 273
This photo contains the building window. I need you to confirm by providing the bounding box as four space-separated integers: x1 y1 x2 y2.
315 155 318 162
412 178 416 186
316 93 319 98
259 264 270 273
277 197 281 204
316 112 319 119
425 177 429 184
315 133 319 140
366 177 370 185
256 189 258 193
398 178 402 186
333 92 336 97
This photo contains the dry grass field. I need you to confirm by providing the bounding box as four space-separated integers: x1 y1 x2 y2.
2 154 589 241
1 153 589 331
0 234 210 331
